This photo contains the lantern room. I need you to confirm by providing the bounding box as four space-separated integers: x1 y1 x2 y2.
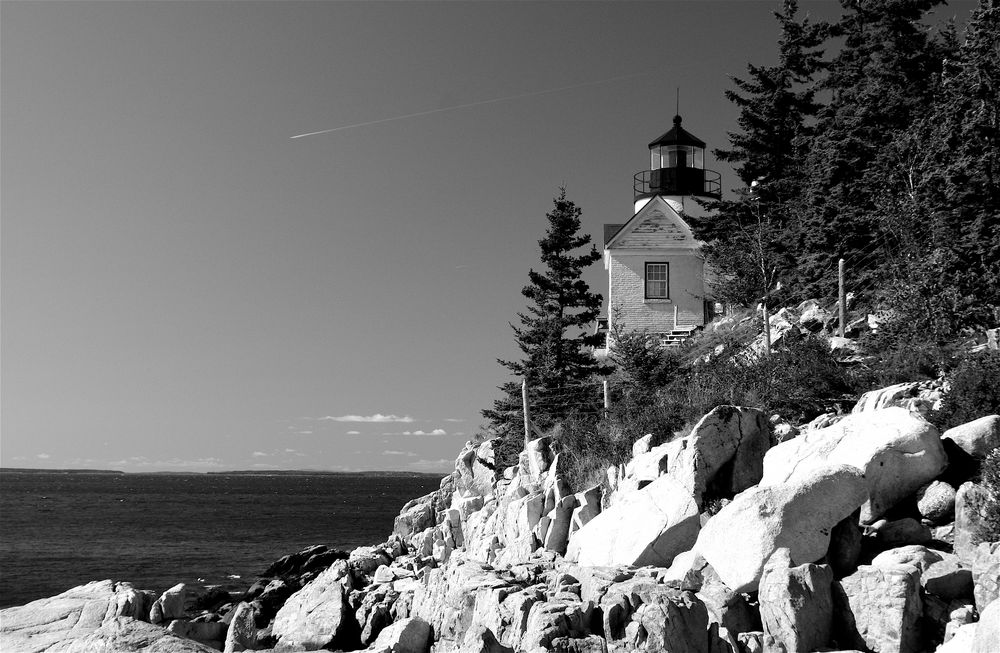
634 115 721 210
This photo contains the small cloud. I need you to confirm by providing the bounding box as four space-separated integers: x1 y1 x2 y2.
321 413 414 423
252 451 268 457
296 430 313 435
384 429 447 436
12 456 26 461
453 432 466 437
346 430 361 435
37 453 51 459
408 458 453 472
284 448 297 453
443 418 466 423
382 450 417 457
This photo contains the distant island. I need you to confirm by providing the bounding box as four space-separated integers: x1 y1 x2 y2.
0 467 443 477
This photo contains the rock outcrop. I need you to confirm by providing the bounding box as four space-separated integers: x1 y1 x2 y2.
3 375 997 653
695 464 867 592
761 407 947 523
0 580 209 653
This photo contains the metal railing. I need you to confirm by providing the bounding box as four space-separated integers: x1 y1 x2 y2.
633 167 722 200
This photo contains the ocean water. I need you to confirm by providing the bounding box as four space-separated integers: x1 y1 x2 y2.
0 470 442 609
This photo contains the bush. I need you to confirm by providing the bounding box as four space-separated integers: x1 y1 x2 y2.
937 349 1000 430
668 332 857 424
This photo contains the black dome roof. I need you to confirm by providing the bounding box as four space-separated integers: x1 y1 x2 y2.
648 115 706 149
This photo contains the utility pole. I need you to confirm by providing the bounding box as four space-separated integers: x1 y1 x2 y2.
522 378 531 450
762 300 772 356
838 258 847 338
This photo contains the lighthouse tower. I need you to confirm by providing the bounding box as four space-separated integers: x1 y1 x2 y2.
597 115 722 350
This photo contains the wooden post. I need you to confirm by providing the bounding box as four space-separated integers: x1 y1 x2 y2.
838 258 847 338
522 378 531 450
603 379 610 415
762 300 772 356
673 305 679 330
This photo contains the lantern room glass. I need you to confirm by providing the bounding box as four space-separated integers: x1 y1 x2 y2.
650 145 704 171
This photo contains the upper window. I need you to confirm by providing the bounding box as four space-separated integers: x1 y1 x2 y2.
645 262 669 299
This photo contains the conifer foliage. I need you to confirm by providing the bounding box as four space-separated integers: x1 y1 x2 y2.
696 0 999 336
482 190 608 444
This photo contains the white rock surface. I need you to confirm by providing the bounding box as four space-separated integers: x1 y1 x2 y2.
761 407 946 523
696 464 867 593
567 475 699 568
0 580 206 653
272 561 351 650
367 616 431 653
943 415 1000 459
835 564 924 653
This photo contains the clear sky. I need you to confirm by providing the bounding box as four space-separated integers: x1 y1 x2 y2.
1 1 974 473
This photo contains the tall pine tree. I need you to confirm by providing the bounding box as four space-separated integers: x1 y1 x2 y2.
874 0 1000 344
791 0 949 301
691 0 827 306
482 190 607 452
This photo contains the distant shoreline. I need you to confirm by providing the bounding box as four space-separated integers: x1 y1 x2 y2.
0 467 443 477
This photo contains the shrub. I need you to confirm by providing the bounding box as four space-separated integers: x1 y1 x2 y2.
668 332 857 424
937 349 1000 430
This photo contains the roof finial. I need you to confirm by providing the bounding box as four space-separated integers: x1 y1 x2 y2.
674 88 682 125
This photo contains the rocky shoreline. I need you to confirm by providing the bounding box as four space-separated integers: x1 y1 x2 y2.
2 382 999 652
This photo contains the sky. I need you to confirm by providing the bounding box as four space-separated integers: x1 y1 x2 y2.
1 1 975 474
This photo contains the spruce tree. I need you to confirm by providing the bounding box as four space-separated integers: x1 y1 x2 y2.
691 0 827 306
791 0 948 301
875 0 1000 343
482 190 608 451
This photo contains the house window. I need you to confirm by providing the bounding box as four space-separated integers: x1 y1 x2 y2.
645 262 669 299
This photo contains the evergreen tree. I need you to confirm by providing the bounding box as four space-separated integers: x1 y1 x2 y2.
874 0 1000 343
791 0 949 301
482 190 608 451
692 0 827 306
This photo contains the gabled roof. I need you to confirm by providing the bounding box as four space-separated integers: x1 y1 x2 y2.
604 196 698 251
648 115 706 149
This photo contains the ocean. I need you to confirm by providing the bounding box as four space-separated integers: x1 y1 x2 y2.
0 470 443 609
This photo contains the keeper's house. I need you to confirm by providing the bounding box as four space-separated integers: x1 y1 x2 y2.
595 115 722 353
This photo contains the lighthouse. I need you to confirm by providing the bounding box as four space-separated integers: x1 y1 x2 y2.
597 115 722 350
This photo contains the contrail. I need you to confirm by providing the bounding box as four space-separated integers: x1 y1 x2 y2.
290 72 649 139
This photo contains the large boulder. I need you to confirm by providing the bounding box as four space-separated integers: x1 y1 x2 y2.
834 564 923 653
520 600 593 651
628 588 710 653
955 481 989 564
761 407 947 523
0 581 205 653
668 405 770 505
917 481 957 524
367 616 431 653
758 548 834 653
223 602 260 653
455 440 500 500
972 542 1000 610
695 464 867 593
943 415 1000 459
567 475 699 568
272 560 353 650
973 599 1000 653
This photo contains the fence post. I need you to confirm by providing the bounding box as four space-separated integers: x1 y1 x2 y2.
838 258 847 338
762 301 772 356
603 379 610 415
522 378 531 450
